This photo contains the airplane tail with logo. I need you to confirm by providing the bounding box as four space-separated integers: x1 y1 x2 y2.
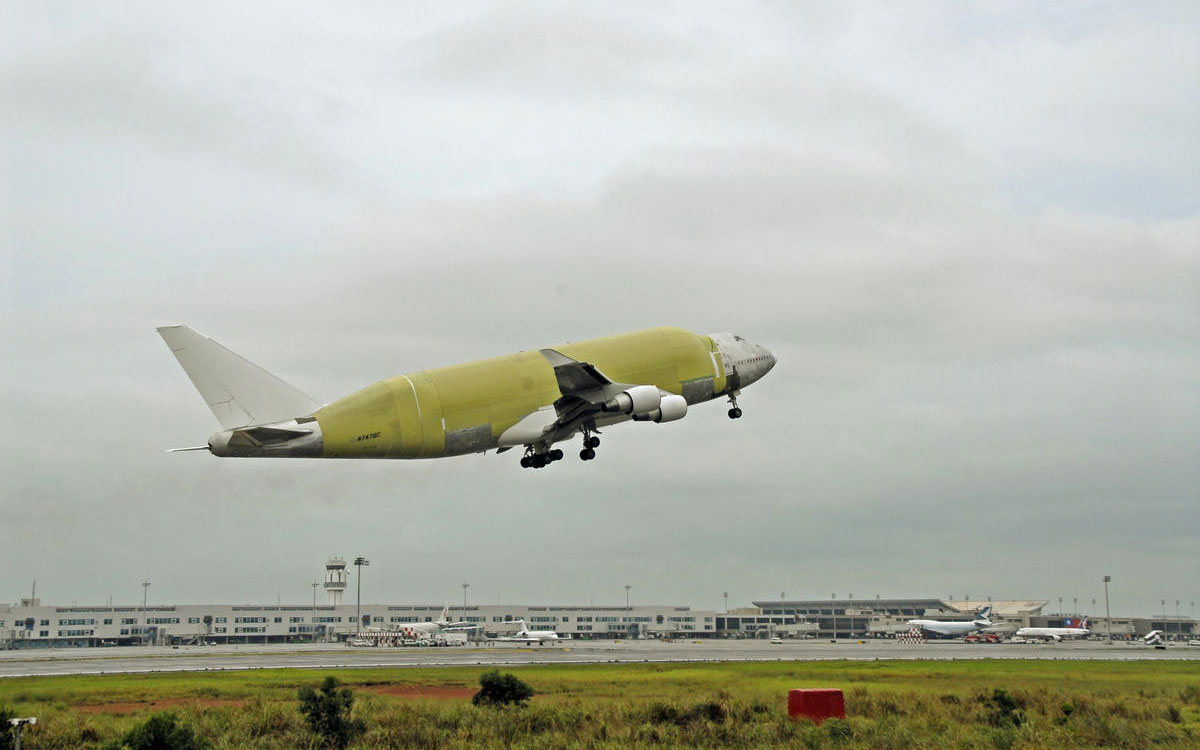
975 606 993 622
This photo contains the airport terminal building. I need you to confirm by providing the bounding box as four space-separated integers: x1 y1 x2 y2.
10 558 1190 648
754 598 1053 638
0 600 724 648
3 595 1193 649
754 598 1197 640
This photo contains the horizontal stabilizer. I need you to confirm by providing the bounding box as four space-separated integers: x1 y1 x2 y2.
157 325 322 429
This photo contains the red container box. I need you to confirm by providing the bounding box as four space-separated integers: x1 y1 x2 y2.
788 688 845 724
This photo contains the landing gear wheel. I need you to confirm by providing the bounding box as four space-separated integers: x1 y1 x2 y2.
585 436 600 449
550 449 564 461
520 456 532 468
726 392 742 419
580 447 596 461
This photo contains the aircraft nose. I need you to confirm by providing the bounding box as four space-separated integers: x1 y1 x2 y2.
763 347 777 373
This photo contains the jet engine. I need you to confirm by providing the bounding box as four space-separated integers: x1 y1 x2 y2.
633 394 688 423
601 385 661 415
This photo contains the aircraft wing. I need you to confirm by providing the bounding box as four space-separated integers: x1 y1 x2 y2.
498 350 684 451
537 349 661 437
540 348 613 392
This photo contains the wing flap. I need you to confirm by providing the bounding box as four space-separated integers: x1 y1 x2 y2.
539 348 613 393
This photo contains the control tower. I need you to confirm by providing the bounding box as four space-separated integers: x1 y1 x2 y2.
324 557 348 606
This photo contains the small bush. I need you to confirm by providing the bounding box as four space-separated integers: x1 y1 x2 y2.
984 688 1025 729
648 702 682 725
647 698 729 726
298 676 365 749
473 670 535 707
0 705 15 750
107 712 209 750
824 717 853 742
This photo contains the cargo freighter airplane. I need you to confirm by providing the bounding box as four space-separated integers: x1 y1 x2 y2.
158 325 775 469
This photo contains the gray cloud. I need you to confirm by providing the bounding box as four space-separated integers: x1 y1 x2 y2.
1 1 1196 616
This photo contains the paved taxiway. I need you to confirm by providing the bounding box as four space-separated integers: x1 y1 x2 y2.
3 639 1197 678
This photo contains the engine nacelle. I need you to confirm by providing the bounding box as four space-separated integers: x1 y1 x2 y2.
633 394 688 423
602 385 661 415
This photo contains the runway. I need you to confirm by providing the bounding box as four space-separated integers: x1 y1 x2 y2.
3 638 1197 678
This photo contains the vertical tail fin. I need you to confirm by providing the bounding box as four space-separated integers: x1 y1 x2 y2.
977 606 992 621
157 326 322 429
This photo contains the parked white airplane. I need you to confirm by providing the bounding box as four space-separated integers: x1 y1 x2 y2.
907 606 992 638
494 620 560 644
377 606 471 638
1015 617 1090 642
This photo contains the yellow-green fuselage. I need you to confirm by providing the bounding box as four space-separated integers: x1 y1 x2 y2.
316 326 725 458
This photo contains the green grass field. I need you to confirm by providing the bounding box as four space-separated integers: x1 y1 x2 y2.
1 660 1197 748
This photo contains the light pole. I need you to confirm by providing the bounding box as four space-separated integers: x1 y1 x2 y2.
723 591 728 614
311 581 319 639
141 581 151 646
1103 575 1112 643
353 557 369 631
462 582 470 618
624 584 631 609
1058 597 1062 615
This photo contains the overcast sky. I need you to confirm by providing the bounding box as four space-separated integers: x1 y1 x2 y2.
3 2 1197 619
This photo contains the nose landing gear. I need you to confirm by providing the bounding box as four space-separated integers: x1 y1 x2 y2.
727 393 743 419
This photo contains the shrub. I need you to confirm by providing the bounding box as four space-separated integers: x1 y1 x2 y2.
298 676 365 749
0 705 15 750
824 717 852 742
647 698 729 726
472 670 534 707
984 688 1025 729
107 712 209 750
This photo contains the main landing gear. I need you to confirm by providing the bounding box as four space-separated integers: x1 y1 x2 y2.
518 429 602 468
520 447 563 469
579 432 600 461
727 393 743 419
